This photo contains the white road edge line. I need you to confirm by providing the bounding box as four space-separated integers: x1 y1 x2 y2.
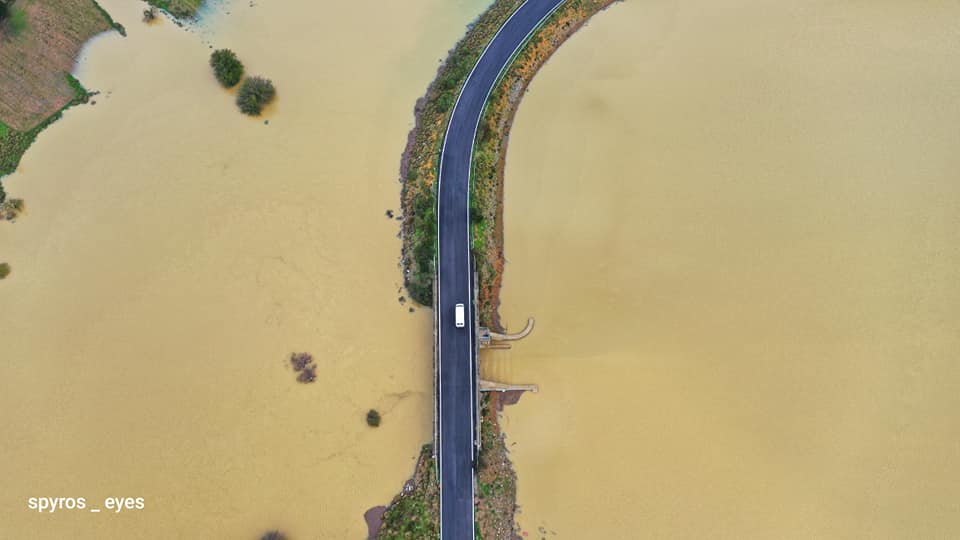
436 0 568 537
436 1 534 538
462 1 568 535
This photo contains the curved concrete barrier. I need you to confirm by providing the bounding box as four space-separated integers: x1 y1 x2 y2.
489 317 535 341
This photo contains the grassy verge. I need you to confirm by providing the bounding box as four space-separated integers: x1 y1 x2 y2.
90 0 126 35
145 0 203 19
470 0 619 327
399 0 525 306
476 393 518 540
374 397 516 540
376 445 440 539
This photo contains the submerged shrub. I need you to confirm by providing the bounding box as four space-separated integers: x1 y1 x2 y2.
0 198 23 221
296 365 317 383
209 49 244 88
366 409 381 427
260 531 286 540
236 76 276 116
289 352 313 372
289 351 317 383
142 7 157 22
0 262 9 279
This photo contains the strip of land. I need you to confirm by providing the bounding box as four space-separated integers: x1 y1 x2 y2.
374 394 517 540
375 445 440 539
400 0 619 326
394 2 618 535
399 0 525 307
470 0 619 328
145 0 202 19
0 0 120 179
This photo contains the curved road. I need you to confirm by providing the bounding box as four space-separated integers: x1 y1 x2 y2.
436 0 567 538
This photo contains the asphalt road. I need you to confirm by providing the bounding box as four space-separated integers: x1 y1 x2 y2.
436 1 568 538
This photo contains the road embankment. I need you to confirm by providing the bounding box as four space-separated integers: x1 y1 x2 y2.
399 0 619 326
471 0 620 330
400 0 526 307
393 1 619 537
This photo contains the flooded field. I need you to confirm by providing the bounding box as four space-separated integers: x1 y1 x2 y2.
0 0 490 537
490 0 960 538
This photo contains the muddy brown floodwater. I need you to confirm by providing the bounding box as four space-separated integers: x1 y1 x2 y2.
486 0 960 538
0 0 492 538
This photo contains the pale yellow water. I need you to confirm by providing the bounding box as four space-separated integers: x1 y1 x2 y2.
0 0 491 538
490 1 960 538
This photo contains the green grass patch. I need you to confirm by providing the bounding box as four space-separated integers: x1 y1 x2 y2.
7 6 27 35
90 0 126 35
146 0 203 19
65 73 87 101
377 445 439 539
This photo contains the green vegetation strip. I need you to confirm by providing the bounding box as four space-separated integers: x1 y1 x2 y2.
377 445 440 539
0 73 91 179
475 394 518 539
400 0 525 306
470 0 617 326
91 0 126 35
145 0 203 19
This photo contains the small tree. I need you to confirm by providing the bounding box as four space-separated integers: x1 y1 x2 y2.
366 409 381 427
236 76 275 116
0 263 10 279
209 49 244 88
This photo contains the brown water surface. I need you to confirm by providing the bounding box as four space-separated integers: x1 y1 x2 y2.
0 0 490 537
491 1 960 538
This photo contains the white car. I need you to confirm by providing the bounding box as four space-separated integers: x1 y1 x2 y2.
455 303 465 328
